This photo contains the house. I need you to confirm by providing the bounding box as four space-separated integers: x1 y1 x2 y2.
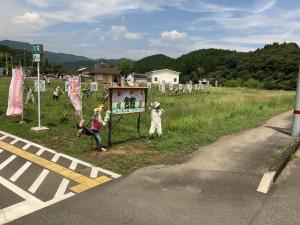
146 69 180 84
131 73 151 83
88 64 121 84
77 67 93 82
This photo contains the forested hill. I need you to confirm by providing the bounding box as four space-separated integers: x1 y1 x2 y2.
134 43 300 90
0 44 65 74
133 54 174 73
209 43 300 90
0 40 91 65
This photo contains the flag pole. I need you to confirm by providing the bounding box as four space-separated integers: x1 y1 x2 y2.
19 67 26 125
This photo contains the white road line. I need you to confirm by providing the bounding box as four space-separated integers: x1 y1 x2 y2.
0 175 41 202
36 148 45 156
28 169 49 194
51 154 60 163
9 138 19 145
95 167 122 178
22 143 31 150
0 135 7 140
0 130 122 179
0 155 17 171
69 160 78 170
9 162 32 182
54 178 70 199
90 167 98 178
0 191 74 225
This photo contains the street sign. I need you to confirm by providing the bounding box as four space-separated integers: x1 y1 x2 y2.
33 54 40 62
32 44 43 54
32 44 43 62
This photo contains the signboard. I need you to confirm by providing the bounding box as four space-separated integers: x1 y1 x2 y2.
109 87 148 115
32 44 43 62
90 82 98 92
194 84 198 90
34 80 45 92
161 80 166 93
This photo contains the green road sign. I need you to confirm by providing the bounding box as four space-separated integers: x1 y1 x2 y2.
32 44 43 54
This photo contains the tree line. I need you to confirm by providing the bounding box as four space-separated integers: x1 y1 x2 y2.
133 42 300 90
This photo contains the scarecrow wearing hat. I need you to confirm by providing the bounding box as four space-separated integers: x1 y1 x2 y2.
77 104 111 151
149 101 164 137
53 86 64 101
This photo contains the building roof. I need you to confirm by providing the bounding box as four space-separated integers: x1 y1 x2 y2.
133 73 150 79
77 67 88 72
147 69 180 75
89 65 120 76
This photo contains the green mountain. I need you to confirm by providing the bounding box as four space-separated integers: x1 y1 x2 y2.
0 44 65 75
133 54 174 73
0 40 92 65
134 43 300 90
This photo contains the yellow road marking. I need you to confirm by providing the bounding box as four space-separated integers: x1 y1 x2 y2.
0 140 111 193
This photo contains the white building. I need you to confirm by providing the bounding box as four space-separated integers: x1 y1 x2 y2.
146 69 180 84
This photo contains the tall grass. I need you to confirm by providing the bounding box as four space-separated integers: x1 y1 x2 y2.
0 78 295 173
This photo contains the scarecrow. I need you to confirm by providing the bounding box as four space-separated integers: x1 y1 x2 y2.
25 87 35 104
77 105 111 151
149 101 164 137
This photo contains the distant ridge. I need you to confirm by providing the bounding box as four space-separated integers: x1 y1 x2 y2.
0 40 92 65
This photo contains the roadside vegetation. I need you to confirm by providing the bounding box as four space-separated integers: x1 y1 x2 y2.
0 78 295 174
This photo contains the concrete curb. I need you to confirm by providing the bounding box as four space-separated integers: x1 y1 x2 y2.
257 138 300 194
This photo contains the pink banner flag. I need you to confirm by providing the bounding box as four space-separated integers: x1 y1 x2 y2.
68 76 82 117
6 68 23 116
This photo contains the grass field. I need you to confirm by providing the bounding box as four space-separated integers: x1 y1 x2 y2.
0 77 295 174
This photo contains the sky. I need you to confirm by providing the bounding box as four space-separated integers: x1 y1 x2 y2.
1 0 300 60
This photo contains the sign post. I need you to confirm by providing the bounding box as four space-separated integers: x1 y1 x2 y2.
107 87 148 146
31 44 48 131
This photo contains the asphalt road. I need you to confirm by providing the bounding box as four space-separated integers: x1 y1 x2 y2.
1 111 298 225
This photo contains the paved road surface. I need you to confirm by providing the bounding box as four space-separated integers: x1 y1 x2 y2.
1 111 298 225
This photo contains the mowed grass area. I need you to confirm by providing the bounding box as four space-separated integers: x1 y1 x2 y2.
0 77 295 174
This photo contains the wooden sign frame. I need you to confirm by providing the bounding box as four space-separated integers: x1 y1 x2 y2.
107 86 149 146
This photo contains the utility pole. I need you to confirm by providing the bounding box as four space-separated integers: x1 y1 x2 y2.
10 56 13 71
5 52 8 76
292 65 300 137
23 48 26 68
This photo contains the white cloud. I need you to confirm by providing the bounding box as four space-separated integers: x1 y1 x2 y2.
253 0 278 13
150 30 188 47
161 30 187 41
110 25 141 40
14 12 48 29
172 1 240 13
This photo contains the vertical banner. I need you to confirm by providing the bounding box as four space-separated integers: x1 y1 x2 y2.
68 76 81 117
7 68 23 116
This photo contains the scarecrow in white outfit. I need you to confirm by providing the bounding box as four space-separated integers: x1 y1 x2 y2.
25 87 35 104
149 101 164 137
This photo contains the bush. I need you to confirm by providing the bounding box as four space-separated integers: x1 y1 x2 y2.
224 79 243 87
244 79 263 89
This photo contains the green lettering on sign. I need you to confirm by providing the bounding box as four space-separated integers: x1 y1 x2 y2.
32 44 43 54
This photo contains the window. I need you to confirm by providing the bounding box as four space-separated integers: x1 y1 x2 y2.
154 77 158 81
174 78 177 82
